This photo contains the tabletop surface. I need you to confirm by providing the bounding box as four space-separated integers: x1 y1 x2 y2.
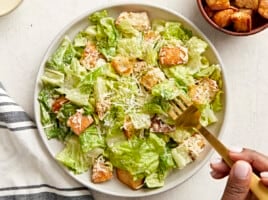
1 0 268 199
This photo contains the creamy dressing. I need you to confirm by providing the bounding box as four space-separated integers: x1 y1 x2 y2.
0 0 22 16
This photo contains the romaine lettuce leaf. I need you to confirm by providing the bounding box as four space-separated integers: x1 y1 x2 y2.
41 68 64 87
56 87 89 106
116 20 140 37
89 11 118 60
56 135 91 174
163 66 195 87
108 134 163 180
79 125 106 153
152 20 192 42
47 37 76 72
151 79 183 100
129 113 151 130
200 104 218 126
117 37 143 59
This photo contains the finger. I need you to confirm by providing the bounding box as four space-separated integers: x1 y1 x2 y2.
222 160 252 200
229 147 268 172
210 170 227 179
210 157 230 174
260 172 268 186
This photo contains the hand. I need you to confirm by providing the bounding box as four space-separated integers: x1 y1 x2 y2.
210 147 268 200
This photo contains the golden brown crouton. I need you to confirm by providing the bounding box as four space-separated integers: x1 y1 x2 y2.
111 56 133 76
188 78 219 105
67 111 94 135
116 168 144 190
52 96 69 113
115 12 150 32
140 68 166 90
205 0 230 10
159 45 188 66
231 11 252 32
212 8 236 27
258 0 268 19
91 157 113 183
204 5 216 18
123 116 135 139
80 43 102 69
133 61 148 74
234 0 259 10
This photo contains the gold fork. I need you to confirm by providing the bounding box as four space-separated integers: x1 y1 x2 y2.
174 102 268 200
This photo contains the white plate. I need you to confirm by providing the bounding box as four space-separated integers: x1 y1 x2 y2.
34 2 228 197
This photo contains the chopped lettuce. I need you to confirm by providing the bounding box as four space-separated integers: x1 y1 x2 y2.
79 125 106 153
117 37 143 59
46 37 76 72
56 87 89 106
108 133 172 181
129 113 151 129
152 79 183 100
56 136 91 174
200 104 218 126
163 66 195 87
41 68 64 87
171 144 193 169
211 91 223 112
116 19 140 37
89 10 118 60
152 20 192 42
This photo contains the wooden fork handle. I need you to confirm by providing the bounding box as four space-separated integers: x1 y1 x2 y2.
198 125 268 200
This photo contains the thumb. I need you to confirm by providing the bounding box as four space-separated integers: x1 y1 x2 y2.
222 160 252 200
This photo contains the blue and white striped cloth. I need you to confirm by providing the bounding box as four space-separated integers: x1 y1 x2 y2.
0 83 94 200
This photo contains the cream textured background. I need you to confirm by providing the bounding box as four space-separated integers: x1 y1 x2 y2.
0 0 268 199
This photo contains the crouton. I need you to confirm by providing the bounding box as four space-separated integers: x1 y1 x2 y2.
123 115 135 139
189 78 219 105
52 96 69 113
115 12 150 32
91 157 113 183
67 110 94 135
231 11 252 32
204 5 216 18
133 61 148 75
140 68 166 90
212 8 236 27
111 56 133 76
234 0 259 10
80 43 102 69
159 45 188 66
116 168 144 190
205 0 230 10
258 0 268 19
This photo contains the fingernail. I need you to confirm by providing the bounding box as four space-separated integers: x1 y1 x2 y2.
260 172 268 178
234 161 250 180
210 170 217 177
210 157 222 164
229 146 243 153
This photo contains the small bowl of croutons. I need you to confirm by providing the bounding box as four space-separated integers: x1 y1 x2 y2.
197 0 268 36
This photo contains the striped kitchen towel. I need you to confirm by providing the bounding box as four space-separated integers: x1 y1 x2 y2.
0 83 94 200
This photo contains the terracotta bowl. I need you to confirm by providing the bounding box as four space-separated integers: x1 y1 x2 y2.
197 0 268 36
